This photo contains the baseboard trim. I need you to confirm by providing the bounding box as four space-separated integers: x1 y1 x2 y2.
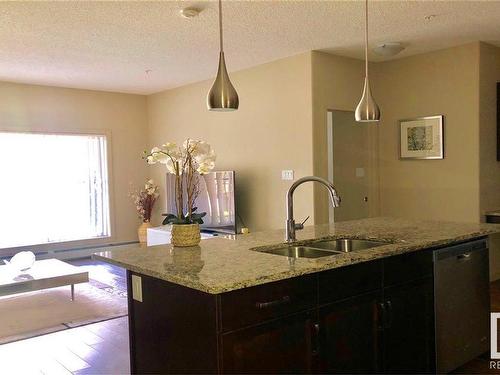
491 271 500 282
1 241 139 262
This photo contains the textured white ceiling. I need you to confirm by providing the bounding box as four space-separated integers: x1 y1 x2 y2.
0 1 499 94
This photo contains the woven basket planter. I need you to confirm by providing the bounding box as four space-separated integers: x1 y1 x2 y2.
171 224 201 247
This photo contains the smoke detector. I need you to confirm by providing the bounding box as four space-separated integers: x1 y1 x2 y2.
180 7 201 19
373 42 406 57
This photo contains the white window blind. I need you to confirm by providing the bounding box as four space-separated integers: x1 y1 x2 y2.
0 132 110 249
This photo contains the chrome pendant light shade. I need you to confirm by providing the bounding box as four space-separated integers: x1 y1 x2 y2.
355 77 380 122
207 51 239 111
355 0 380 123
207 0 239 111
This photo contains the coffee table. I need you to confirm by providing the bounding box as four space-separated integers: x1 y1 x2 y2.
0 259 89 301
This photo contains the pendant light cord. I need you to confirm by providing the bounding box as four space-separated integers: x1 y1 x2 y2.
219 0 224 52
365 0 368 79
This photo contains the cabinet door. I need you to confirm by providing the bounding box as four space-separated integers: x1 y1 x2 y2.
318 291 382 374
383 277 435 373
221 311 313 374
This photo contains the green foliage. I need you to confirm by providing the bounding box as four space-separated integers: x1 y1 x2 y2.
161 207 206 225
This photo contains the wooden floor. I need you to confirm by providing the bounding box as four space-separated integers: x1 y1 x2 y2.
0 316 130 375
0 258 129 375
1 260 500 374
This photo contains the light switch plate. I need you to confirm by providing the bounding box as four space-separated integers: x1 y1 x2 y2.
355 168 365 178
131 274 143 302
282 170 294 180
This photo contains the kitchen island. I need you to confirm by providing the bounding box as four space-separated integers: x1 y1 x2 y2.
94 217 500 374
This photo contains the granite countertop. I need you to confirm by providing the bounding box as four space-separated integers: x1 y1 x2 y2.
94 217 500 294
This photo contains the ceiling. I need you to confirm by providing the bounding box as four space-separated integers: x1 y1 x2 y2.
0 0 499 95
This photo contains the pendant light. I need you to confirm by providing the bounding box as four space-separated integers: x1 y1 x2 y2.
207 0 239 111
355 0 380 122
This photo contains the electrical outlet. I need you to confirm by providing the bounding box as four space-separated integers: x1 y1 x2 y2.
355 168 365 178
131 274 143 302
282 170 294 180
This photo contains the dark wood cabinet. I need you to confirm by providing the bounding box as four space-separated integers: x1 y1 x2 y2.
220 274 316 332
382 277 435 373
127 240 485 374
318 291 382 374
221 311 314 374
127 273 218 374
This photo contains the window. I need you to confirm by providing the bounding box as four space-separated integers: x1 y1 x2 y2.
0 132 110 249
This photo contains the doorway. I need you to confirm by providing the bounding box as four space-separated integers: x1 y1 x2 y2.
327 110 378 222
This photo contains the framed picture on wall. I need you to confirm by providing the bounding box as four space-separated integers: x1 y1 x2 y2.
399 115 444 160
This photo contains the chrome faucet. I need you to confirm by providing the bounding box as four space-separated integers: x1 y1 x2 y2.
285 176 341 243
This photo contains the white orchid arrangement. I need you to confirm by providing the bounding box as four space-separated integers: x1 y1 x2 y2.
129 179 159 223
145 139 216 225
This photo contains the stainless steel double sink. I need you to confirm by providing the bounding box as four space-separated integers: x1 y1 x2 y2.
253 238 389 259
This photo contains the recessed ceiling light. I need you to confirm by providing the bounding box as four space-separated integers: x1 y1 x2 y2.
180 7 201 19
373 42 405 57
424 14 437 21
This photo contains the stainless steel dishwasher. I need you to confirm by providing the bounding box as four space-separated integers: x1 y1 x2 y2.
434 238 490 373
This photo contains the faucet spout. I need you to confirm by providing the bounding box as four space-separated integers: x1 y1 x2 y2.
285 176 341 243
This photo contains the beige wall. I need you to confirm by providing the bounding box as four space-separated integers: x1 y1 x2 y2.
147 53 314 232
0 82 148 251
311 51 379 224
373 43 481 223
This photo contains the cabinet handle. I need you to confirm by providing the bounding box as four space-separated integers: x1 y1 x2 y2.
457 253 472 261
255 295 291 309
385 300 393 329
311 323 320 356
